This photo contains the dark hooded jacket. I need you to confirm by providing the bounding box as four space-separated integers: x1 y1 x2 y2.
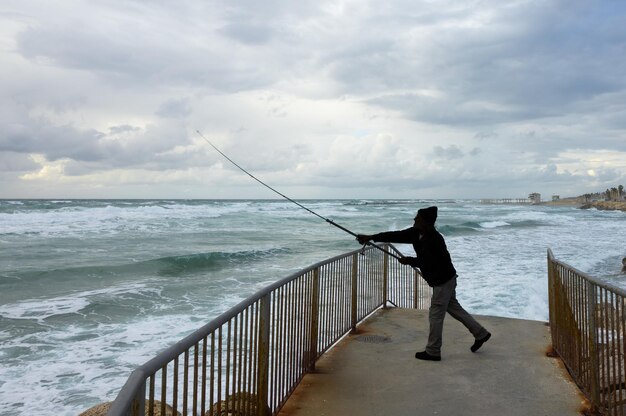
372 226 456 287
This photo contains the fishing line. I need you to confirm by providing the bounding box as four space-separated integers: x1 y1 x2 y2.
195 130 403 261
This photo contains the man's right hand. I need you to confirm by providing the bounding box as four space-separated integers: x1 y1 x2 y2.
356 234 372 245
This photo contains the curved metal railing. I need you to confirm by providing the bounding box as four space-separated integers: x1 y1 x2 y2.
107 244 430 416
548 248 626 416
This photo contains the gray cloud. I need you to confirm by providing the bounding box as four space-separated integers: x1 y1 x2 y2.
1 0 625 198
219 22 274 45
156 99 192 119
433 145 464 160
331 1 626 129
109 125 141 135
1 118 104 162
15 8 275 92
0 109 198 171
0 151 39 172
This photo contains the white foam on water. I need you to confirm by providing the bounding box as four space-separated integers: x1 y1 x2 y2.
478 220 510 229
0 201 256 237
0 288 240 415
452 204 626 322
0 315 212 415
0 297 91 321
0 285 150 321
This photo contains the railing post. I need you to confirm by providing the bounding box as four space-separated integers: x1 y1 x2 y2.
131 383 145 416
383 246 389 308
588 281 601 410
351 253 358 333
257 294 271 416
308 268 320 371
413 269 419 310
547 252 556 346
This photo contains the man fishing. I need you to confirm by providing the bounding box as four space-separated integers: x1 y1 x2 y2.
196 132 491 361
357 206 491 361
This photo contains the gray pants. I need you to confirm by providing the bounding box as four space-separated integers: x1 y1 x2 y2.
425 276 488 356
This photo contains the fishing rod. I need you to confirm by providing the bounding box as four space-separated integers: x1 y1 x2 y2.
195 130 404 261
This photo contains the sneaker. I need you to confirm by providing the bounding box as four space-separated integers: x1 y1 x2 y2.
415 351 441 361
471 332 491 353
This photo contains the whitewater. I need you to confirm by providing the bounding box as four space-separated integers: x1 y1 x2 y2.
1 199 625 415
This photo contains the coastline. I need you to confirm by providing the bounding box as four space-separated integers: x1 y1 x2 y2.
541 197 626 212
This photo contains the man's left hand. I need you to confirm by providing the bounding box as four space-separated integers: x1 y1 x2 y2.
356 234 372 245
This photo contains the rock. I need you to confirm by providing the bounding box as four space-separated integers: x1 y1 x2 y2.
79 400 180 416
207 392 269 416
589 201 626 211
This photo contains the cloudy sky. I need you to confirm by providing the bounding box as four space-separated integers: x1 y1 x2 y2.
1 0 625 199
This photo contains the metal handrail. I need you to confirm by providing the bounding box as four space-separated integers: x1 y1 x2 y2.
548 248 626 416
107 244 430 416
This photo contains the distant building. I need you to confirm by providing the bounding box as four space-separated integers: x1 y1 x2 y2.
529 193 541 204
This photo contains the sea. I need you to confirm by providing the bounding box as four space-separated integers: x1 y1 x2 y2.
1 199 625 415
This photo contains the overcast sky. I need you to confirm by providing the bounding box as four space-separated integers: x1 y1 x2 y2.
1 1 625 199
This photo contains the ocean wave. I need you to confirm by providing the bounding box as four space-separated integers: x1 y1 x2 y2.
344 200 411 206
343 199 446 207
438 218 546 235
0 201 259 236
438 223 481 235
149 248 291 276
0 285 150 321
479 220 510 229
1 248 293 290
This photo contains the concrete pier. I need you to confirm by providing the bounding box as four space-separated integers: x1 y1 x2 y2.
278 308 586 416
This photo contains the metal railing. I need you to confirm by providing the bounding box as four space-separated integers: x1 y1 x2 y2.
548 249 626 415
108 244 430 416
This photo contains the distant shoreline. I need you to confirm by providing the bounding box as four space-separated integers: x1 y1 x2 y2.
541 198 626 212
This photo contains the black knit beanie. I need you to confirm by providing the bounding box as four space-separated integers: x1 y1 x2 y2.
417 206 438 225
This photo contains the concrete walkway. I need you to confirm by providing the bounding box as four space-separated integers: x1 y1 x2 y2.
278 308 587 416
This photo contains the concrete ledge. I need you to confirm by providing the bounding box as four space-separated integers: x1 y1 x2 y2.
278 308 586 416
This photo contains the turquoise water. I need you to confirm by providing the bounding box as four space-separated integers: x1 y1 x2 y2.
1 199 625 414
